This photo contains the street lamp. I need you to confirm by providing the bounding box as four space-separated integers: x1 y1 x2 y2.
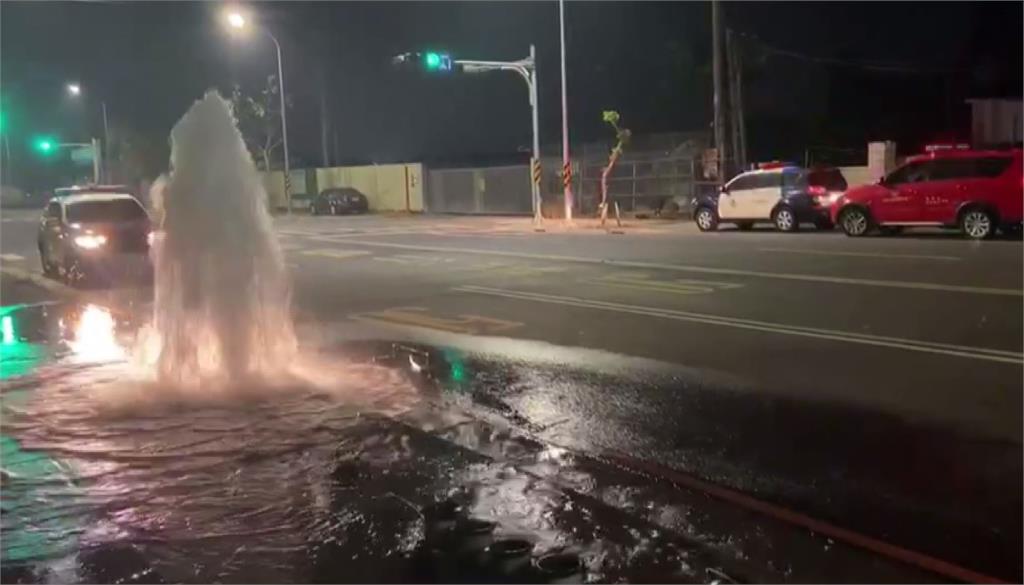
226 11 246 29
66 82 110 183
224 8 292 215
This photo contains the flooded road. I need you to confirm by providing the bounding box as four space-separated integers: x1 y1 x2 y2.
1 302 1017 583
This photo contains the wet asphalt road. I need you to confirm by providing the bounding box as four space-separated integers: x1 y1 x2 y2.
1 209 1022 581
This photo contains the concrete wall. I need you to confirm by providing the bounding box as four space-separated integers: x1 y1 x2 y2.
838 165 873 189
263 164 424 212
315 164 424 212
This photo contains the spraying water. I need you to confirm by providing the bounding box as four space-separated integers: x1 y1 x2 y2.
148 90 296 385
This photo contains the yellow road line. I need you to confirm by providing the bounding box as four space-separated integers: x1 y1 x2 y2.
350 306 522 335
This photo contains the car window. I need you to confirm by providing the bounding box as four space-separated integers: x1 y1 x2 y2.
752 173 781 189
972 157 1013 178
782 171 803 188
727 174 758 191
884 161 933 185
65 199 147 223
45 202 61 219
929 159 977 181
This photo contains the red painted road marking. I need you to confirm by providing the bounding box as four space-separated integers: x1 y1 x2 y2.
602 451 1008 584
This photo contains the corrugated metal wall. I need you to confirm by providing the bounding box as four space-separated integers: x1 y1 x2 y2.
969 99 1024 146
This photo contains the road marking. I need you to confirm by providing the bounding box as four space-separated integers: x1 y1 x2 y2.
589 273 743 295
350 306 522 335
0 254 26 262
760 247 962 261
300 249 372 260
454 285 1023 364
336 239 1021 297
373 254 459 266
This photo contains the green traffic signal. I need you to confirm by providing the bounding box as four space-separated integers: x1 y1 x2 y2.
33 136 57 155
423 51 451 72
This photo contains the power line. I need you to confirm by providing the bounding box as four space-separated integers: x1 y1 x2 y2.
729 29 963 75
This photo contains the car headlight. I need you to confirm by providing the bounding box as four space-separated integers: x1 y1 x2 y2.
147 231 156 247
73 234 107 249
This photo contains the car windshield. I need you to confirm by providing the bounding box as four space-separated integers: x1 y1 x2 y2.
65 199 147 223
2 2 1022 584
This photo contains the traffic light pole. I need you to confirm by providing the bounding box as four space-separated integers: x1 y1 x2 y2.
455 49 543 225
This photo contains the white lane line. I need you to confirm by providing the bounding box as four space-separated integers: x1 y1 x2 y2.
300 249 372 260
335 239 1022 297
0 253 26 262
454 285 1023 365
760 248 961 261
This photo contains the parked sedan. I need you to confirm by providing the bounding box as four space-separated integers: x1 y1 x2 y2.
310 188 369 215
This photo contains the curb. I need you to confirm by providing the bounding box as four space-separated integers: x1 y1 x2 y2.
0 265 80 300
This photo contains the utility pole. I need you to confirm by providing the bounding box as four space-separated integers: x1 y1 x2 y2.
529 44 542 226
559 0 573 222
2 133 12 188
320 68 330 167
91 138 101 184
726 29 747 172
101 102 110 182
712 0 726 181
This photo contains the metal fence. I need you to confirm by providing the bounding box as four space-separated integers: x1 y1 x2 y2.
426 165 532 214
576 155 716 215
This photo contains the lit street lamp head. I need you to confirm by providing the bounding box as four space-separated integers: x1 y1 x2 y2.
226 11 246 30
67 83 81 96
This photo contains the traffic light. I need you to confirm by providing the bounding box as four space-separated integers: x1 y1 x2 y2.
33 136 57 155
423 51 452 72
392 51 456 74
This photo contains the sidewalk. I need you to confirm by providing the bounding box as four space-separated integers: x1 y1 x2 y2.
0 270 73 306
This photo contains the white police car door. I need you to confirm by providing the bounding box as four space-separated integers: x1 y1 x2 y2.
748 172 783 219
717 173 759 219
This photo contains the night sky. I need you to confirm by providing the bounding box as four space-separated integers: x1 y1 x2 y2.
1 1 1021 181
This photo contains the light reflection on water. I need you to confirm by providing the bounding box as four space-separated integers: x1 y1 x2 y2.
66 305 126 364
1 340 423 583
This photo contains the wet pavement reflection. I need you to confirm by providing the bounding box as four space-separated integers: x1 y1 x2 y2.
0 302 1017 583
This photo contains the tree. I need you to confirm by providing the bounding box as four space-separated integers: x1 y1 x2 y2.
599 110 631 223
229 76 289 171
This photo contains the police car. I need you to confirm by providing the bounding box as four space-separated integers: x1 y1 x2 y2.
692 163 847 232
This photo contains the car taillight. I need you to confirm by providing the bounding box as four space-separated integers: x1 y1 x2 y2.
808 185 826 196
